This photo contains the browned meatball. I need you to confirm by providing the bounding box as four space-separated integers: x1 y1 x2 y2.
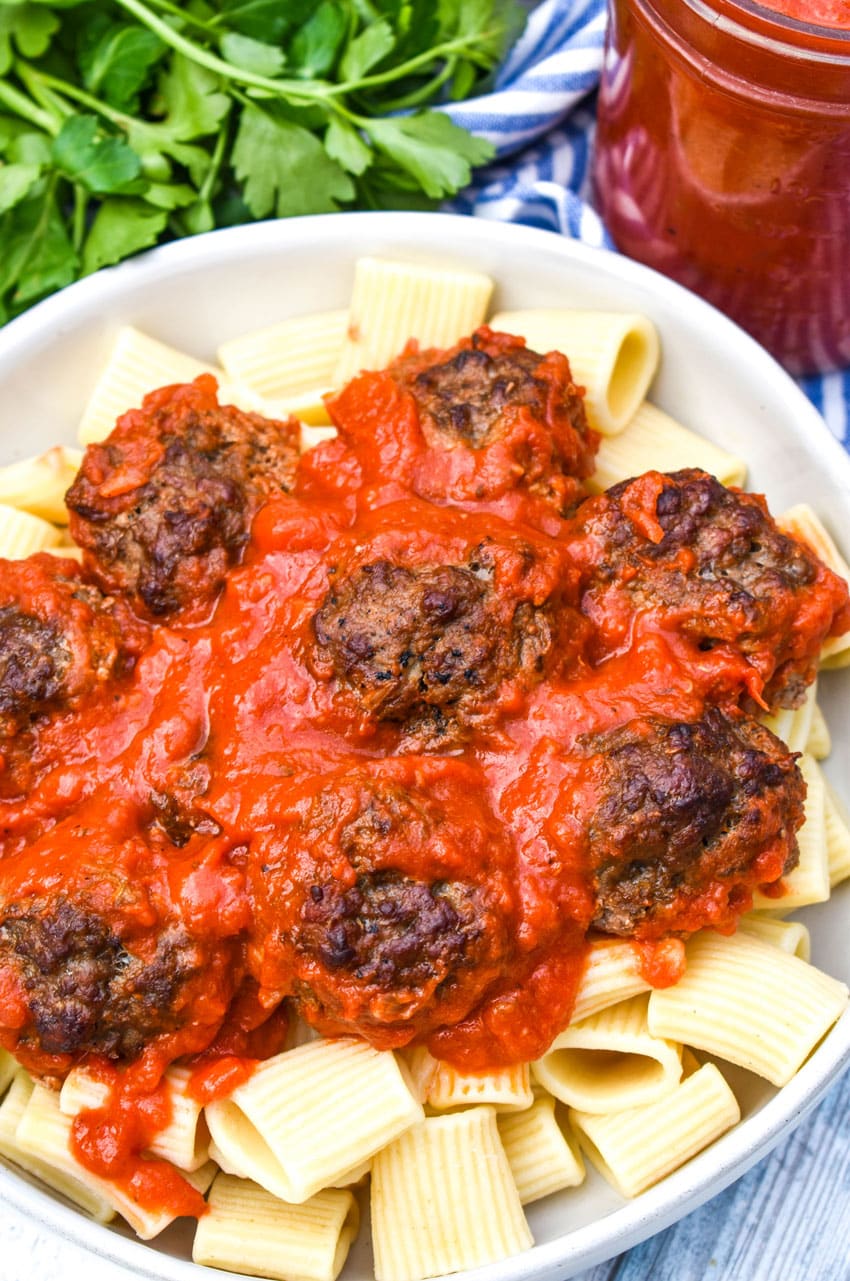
388 327 598 509
0 899 208 1060
0 803 245 1076
0 553 145 741
570 468 850 708
312 506 586 749
568 709 805 937
248 759 518 1048
66 375 301 621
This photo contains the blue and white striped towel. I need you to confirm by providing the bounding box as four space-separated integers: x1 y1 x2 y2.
445 0 850 453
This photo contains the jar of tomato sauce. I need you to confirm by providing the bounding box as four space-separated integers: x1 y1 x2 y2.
592 0 850 375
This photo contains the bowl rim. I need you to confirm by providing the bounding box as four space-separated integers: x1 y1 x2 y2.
0 210 848 1281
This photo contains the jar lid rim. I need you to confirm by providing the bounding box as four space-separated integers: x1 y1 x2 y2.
714 0 850 44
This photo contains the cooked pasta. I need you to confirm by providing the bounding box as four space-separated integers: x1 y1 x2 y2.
586 399 747 489
205 1039 423 1204
371 1108 531 1281
426 1061 533 1113
217 310 349 402
0 502 63 557
751 755 829 912
193 1175 359 1281
497 1094 585 1204
571 1063 740 1198
532 995 683 1113
0 446 82 524
333 257 493 385
647 932 848 1086
488 308 660 436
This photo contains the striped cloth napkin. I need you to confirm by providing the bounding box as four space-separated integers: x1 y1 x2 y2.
444 0 850 453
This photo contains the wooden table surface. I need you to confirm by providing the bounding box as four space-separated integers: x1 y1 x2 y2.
1 1062 847 1281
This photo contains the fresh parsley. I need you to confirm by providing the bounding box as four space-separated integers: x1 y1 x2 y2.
0 0 523 321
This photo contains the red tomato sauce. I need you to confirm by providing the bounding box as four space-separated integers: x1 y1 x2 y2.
0 347 847 1218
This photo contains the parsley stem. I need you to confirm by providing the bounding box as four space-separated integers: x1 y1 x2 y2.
376 59 458 113
198 120 228 204
110 0 330 103
22 68 128 130
0 78 58 136
71 185 87 254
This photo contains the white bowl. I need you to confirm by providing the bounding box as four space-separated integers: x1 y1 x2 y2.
0 211 847 1281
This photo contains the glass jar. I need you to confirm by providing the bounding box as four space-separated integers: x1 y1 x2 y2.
592 0 850 375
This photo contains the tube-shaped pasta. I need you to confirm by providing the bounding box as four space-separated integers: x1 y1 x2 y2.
217 310 349 400
648 931 848 1086
333 258 493 385
571 1063 740 1198
737 915 811 961
0 446 82 524
488 308 659 436
0 1074 116 1222
205 1038 422 1204
15 1081 212 1238
825 781 850 888
76 327 264 445
588 400 747 491
497 1094 585 1204
532 995 682 1114
0 503 62 557
193 1175 359 1281
780 503 850 668
751 754 829 912
0 1050 15 1097
371 1107 531 1281
805 703 832 760
396 1046 438 1104
77 327 216 445
761 680 818 755
60 1065 208 1172
427 1061 533 1113
571 938 653 1024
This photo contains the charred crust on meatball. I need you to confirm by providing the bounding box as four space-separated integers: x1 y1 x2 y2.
66 377 301 620
581 708 805 936
573 468 836 709
313 541 565 748
0 554 144 740
0 897 207 1059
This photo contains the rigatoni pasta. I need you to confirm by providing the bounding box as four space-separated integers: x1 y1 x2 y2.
193 1175 359 1281
647 932 848 1086
370 1108 531 1281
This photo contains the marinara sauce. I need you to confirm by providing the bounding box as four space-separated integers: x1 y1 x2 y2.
593 0 850 374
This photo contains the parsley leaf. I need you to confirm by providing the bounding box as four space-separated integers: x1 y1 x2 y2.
339 19 395 81
220 32 285 78
52 115 143 194
79 21 165 113
0 0 522 318
0 161 41 214
82 196 167 274
232 103 354 217
365 111 493 198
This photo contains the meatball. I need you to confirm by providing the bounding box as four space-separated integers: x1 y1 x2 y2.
0 804 245 1074
248 759 518 1048
312 514 585 749
389 327 598 508
0 553 144 740
0 899 208 1061
566 708 806 937
570 468 850 708
66 375 301 620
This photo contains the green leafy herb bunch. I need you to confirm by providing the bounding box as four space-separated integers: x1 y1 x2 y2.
0 0 523 321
